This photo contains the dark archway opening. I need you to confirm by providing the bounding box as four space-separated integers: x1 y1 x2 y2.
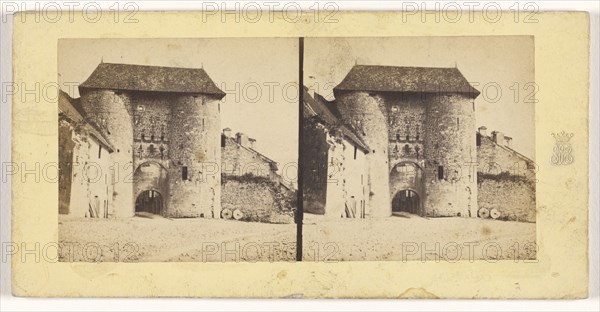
135 190 163 215
392 190 420 214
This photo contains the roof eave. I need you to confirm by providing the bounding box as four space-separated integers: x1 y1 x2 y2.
346 136 370 153
85 127 115 153
334 87 481 98
79 85 227 99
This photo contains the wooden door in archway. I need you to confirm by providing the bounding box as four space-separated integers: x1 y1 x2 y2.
392 189 420 214
135 190 163 215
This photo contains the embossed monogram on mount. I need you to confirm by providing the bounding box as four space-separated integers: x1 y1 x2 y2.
551 131 574 166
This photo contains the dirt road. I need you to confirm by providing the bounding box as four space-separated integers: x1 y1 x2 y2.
59 214 535 262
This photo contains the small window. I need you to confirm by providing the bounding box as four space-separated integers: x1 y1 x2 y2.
354 146 357 160
403 144 410 155
98 146 102 159
182 166 188 181
437 165 444 180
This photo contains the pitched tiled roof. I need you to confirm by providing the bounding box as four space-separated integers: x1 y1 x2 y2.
303 88 339 126
80 63 226 98
58 90 84 121
303 87 370 152
58 90 115 152
334 65 480 97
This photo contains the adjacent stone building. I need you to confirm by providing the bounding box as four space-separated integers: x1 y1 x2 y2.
221 128 295 223
477 127 536 222
302 87 370 218
221 129 279 181
58 90 116 218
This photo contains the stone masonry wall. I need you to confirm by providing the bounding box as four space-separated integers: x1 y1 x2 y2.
478 178 535 222
221 176 294 223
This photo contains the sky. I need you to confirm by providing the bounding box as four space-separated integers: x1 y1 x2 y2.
304 36 535 160
58 38 299 182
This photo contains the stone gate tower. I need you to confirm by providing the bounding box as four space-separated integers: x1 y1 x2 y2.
333 65 480 218
78 62 226 218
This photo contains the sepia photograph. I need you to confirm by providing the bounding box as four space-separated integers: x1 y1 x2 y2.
57 38 299 262
301 36 537 261
57 36 538 263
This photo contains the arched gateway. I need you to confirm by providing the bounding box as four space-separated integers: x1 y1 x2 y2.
390 162 423 215
133 162 169 215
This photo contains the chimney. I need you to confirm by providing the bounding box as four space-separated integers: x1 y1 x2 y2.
306 76 317 98
223 127 232 137
236 132 249 148
248 138 257 150
504 136 513 148
478 126 487 136
491 131 505 146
